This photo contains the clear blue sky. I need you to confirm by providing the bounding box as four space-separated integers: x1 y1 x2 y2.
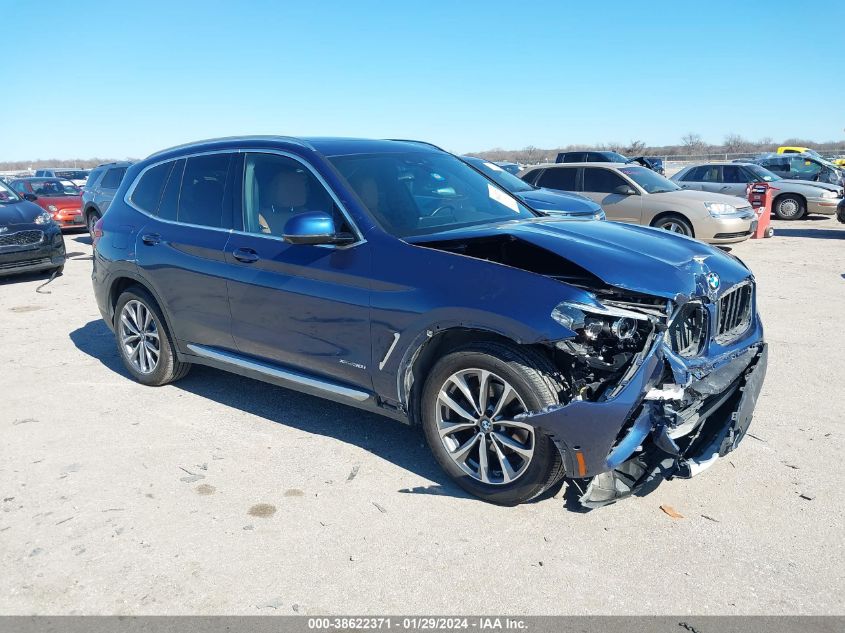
2 0 843 161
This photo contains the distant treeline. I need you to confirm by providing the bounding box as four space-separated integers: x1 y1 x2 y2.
469 135 845 164
0 157 136 171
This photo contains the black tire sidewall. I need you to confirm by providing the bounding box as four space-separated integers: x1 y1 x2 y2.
86 210 100 234
774 195 805 220
114 288 179 386
421 347 559 505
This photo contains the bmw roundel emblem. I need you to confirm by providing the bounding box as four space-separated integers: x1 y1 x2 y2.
706 272 720 291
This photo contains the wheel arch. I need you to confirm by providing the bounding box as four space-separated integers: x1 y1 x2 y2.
649 210 695 237
107 274 179 350
772 191 806 207
400 326 554 426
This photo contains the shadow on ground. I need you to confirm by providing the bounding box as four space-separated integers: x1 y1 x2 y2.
773 228 845 240
69 319 509 503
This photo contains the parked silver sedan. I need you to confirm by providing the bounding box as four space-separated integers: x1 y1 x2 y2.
672 162 844 220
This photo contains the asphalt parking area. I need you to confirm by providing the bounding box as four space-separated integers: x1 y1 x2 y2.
1 219 844 615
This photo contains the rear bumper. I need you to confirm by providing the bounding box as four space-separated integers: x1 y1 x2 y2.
0 227 65 277
521 320 767 507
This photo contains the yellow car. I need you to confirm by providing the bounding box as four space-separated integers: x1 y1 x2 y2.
777 146 821 157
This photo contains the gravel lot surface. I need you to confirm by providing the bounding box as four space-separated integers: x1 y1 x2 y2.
1 218 843 615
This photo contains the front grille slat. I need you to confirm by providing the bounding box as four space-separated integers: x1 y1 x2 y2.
715 282 753 345
0 230 44 248
669 301 707 358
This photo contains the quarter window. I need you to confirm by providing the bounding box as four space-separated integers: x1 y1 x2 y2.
157 159 185 222
177 154 232 228
242 153 346 237
583 168 627 193
100 167 127 189
130 162 174 214
538 167 577 191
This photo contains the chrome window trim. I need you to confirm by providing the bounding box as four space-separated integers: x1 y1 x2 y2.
123 147 366 249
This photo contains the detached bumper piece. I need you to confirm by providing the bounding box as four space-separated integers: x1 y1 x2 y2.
581 344 767 508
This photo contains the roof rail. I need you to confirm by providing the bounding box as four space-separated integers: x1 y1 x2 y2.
385 139 447 152
145 135 314 160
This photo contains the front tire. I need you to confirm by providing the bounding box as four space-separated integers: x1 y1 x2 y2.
652 213 694 237
421 342 565 505
114 287 190 386
773 194 805 220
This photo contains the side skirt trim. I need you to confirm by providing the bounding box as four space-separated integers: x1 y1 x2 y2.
186 343 370 402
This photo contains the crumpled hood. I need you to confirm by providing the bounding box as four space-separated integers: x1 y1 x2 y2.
411 217 752 300
0 201 46 227
517 188 602 215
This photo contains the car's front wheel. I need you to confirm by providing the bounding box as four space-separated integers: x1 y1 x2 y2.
652 213 694 236
421 342 565 505
772 194 805 220
114 287 191 386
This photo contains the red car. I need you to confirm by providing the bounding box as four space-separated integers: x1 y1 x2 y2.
9 177 86 230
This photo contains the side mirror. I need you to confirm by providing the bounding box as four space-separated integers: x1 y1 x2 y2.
23 193 37 201
614 185 637 196
282 211 355 246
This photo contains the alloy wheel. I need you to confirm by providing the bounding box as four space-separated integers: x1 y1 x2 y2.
119 300 160 374
435 368 534 485
660 220 689 234
777 199 800 218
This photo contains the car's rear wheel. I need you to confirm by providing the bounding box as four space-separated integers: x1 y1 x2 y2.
86 209 100 234
773 194 805 220
114 287 190 386
652 213 694 236
421 342 565 505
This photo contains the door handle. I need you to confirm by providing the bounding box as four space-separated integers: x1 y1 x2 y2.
141 233 161 245
232 247 259 263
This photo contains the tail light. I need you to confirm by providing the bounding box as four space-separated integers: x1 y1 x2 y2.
92 218 104 248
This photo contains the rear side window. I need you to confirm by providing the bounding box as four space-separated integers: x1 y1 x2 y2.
130 162 174 213
583 168 627 193
562 152 585 163
86 168 105 188
177 154 232 228
586 152 609 162
700 166 720 183
520 169 542 185
538 167 578 191
100 167 127 189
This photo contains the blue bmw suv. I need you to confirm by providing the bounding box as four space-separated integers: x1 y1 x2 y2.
92 137 767 507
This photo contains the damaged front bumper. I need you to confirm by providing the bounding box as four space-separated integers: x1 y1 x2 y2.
522 324 768 508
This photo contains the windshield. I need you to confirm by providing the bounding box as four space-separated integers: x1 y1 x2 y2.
605 152 629 163
29 179 81 196
618 166 680 194
329 151 538 237
745 164 781 182
0 180 22 204
463 157 534 193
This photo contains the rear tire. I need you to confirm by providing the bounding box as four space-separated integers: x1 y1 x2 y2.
772 194 805 220
86 209 100 234
651 213 694 237
114 286 190 386
421 342 565 505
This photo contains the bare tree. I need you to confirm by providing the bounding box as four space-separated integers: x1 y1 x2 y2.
624 140 646 155
723 133 750 153
681 133 706 154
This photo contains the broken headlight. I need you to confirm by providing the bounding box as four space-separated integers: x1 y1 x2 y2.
551 301 646 342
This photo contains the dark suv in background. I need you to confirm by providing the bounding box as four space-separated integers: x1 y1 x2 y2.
82 161 132 233
555 151 664 175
